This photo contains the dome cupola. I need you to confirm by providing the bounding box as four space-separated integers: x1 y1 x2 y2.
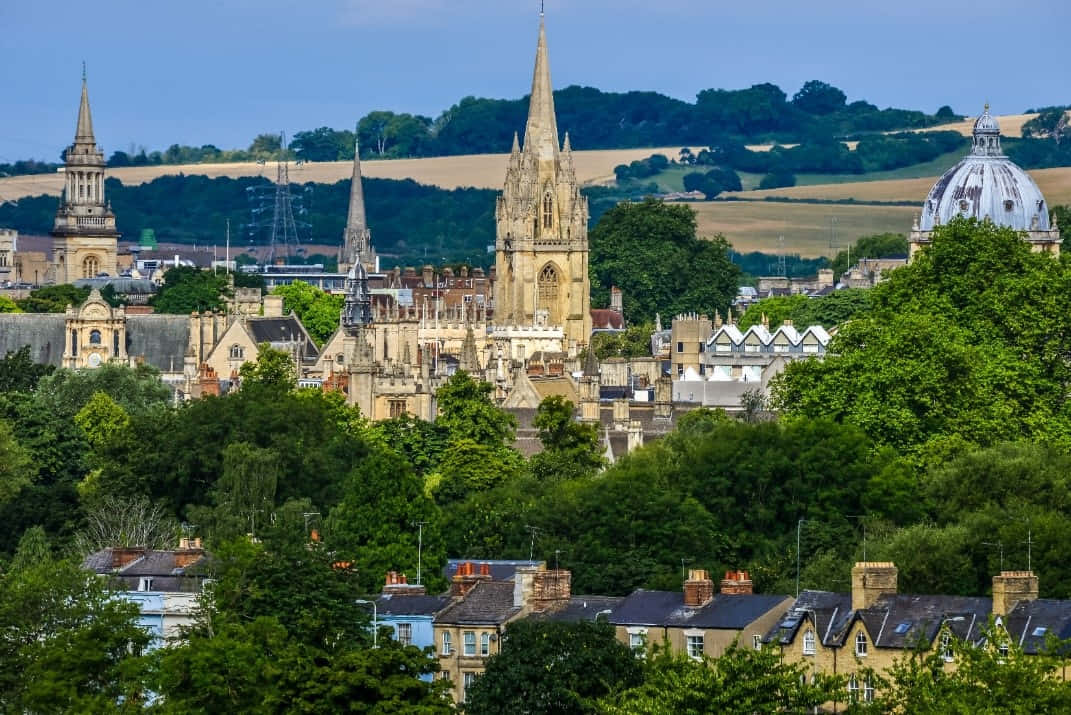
908 105 1061 258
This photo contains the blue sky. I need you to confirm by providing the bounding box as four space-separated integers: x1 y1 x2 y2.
0 0 1066 161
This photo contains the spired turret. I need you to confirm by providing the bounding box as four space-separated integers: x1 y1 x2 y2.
51 67 119 283
341 262 373 334
339 133 377 274
493 15 591 353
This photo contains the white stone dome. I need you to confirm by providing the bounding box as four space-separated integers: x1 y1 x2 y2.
919 105 1050 232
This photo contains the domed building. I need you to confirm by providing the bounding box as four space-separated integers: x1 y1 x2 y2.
908 105 1061 258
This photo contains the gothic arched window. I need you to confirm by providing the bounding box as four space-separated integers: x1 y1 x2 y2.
89 330 102 345
537 264 561 325
82 255 100 278
230 344 244 360
542 191 554 230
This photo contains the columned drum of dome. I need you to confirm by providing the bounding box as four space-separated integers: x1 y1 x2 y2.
908 106 1061 259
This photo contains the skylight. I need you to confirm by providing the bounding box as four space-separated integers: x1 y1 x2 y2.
1032 626 1048 637
894 622 911 635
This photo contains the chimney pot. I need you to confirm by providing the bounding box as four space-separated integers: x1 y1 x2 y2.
720 570 754 595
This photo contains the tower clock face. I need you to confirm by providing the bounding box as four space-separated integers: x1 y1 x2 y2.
88 353 102 367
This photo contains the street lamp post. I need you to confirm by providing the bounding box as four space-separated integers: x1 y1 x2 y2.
355 599 378 648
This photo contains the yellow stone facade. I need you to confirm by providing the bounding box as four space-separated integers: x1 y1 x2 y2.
52 74 118 284
493 18 591 354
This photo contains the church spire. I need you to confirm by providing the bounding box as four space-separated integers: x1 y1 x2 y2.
75 65 96 146
341 130 374 272
522 16 560 161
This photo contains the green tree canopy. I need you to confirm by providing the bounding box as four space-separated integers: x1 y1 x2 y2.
601 643 844 714
271 280 343 345
151 265 230 313
775 217 1071 456
466 620 643 715
589 199 740 324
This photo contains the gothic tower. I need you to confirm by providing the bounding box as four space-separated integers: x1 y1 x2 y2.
339 136 377 274
52 68 119 283
493 16 591 352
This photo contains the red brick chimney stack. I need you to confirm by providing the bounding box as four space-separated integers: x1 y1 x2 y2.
683 569 715 607
719 570 754 595
451 561 492 597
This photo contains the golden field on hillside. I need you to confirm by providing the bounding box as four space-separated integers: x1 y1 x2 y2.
922 112 1036 138
722 167 1071 205
0 146 706 200
688 201 919 257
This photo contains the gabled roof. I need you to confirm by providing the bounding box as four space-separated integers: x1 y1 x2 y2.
434 581 520 626
764 590 993 650
610 589 788 630
1005 599 1071 654
246 316 320 360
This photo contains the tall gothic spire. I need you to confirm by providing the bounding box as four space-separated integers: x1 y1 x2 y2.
75 66 96 146
341 132 374 271
346 135 368 236
522 17 560 161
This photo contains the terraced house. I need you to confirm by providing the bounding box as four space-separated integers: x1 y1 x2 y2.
764 562 1071 707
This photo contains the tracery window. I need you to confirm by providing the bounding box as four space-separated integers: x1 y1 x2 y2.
542 191 553 229
537 264 560 324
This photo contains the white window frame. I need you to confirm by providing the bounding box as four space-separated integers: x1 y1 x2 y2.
803 629 816 656
480 632 490 656
685 629 704 660
396 622 412 646
941 631 953 661
855 631 868 657
864 675 875 702
752 634 762 651
441 631 452 655
463 630 476 656
462 672 477 702
847 675 859 703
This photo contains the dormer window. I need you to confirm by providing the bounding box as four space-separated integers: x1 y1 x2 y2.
802 630 816 655
138 577 154 592
230 344 244 360
941 632 953 660
855 631 868 657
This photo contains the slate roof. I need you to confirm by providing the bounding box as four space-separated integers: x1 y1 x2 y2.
610 589 789 630
764 590 992 650
0 314 66 366
530 595 624 623
444 559 543 583
246 316 319 360
83 547 208 594
375 594 452 618
434 581 520 626
126 315 191 372
1005 599 1071 654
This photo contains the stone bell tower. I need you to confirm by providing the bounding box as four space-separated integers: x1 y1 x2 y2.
52 66 119 284
493 15 591 354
